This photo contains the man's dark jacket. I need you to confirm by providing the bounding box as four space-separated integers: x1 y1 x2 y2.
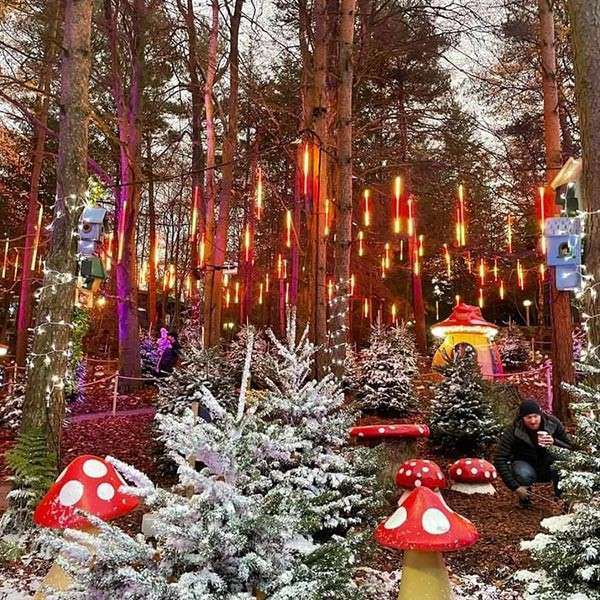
494 414 573 491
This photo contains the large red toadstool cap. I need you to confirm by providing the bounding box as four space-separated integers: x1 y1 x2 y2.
375 487 479 552
350 423 430 440
34 455 139 529
395 459 446 491
448 458 497 495
431 303 498 339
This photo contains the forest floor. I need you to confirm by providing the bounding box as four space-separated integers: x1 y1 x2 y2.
0 359 560 597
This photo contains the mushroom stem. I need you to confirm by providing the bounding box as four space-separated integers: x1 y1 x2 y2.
398 550 452 600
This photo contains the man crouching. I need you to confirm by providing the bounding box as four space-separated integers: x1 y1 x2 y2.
494 399 572 507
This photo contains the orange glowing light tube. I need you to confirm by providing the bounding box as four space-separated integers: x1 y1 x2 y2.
117 199 127 262
407 196 414 238
2 238 8 278
265 273 270 293
391 302 397 324
517 259 524 290
539 263 546 280
256 167 263 220
168 264 175 290
499 279 505 300
493 257 498 282
328 279 333 302
225 288 231 308
413 249 420 276
162 271 168 292
458 184 466 246
400 239 404 261
443 243 451 277
363 297 369 318
244 223 251 262
286 210 292 248
224 273 230 288
277 254 283 279
13 248 19 280
418 234 424 257
385 242 391 269
393 176 402 234
199 235 206 268
479 258 485 286
324 198 330 236
350 273 355 296
539 186 547 254
283 258 288 280
478 287 484 308
507 214 513 253
185 274 191 295
381 256 386 279
259 282 264 304
358 231 364 257
285 281 290 304
455 294 461 306
31 205 43 270
234 281 240 304
303 144 310 195
466 251 472 274
363 189 371 227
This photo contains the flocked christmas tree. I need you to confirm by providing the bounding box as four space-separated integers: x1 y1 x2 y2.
355 325 419 415
520 364 600 599
496 325 531 372
429 348 500 455
226 325 276 390
46 313 380 599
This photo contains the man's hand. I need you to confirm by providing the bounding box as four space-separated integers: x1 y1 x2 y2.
516 486 530 501
538 432 554 447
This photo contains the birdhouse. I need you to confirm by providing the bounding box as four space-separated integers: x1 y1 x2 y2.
79 256 107 291
431 303 503 379
544 217 582 267
78 206 108 256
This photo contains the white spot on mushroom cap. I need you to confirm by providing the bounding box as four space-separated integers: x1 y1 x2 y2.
406 470 412 477
83 459 108 479
358 432 365 437
422 467 430 473
456 468 463 476
410 461 417 467
471 467 478 475
484 471 491 479
415 480 422 487
437 473 444 480
97 483 115 501
418 426 424 433
378 427 386 433
384 506 407 529
422 508 451 535
59 480 84 507
465 460 472 465
398 468 404 474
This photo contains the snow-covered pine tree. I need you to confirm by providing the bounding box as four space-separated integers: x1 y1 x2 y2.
520 366 600 598
355 325 418 415
225 325 276 389
429 348 500 454
49 319 380 599
520 503 600 599
496 325 531 372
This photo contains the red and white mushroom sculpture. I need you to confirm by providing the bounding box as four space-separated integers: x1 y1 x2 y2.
349 423 430 440
375 487 479 600
448 458 498 495
395 459 446 505
33 455 139 599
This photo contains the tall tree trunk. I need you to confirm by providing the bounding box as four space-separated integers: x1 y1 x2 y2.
106 0 146 391
538 0 574 422
567 2 600 359
206 0 243 347
19 0 92 466
15 0 61 367
308 0 329 377
178 0 205 287
146 137 157 332
202 0 219 346
332 0 355 376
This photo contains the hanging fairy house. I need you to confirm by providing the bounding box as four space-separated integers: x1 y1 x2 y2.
431 303 503 378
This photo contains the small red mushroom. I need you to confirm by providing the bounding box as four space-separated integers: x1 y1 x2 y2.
33 455 139 600
448 458 497 495
34 454 139 529
375 487 479 600
349 423 430 440
395 459 446 506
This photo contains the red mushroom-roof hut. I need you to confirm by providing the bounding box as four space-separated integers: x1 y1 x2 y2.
431 303 503 378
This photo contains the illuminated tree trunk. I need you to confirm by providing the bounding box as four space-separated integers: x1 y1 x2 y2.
146 138 157 333
106 0 146 391
19 0 92 466
538 0 574 422
568 2 600 357
202 0 219 346
331 0 355 376
15 0 61 367
178 0 204 291
206 0 243 347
